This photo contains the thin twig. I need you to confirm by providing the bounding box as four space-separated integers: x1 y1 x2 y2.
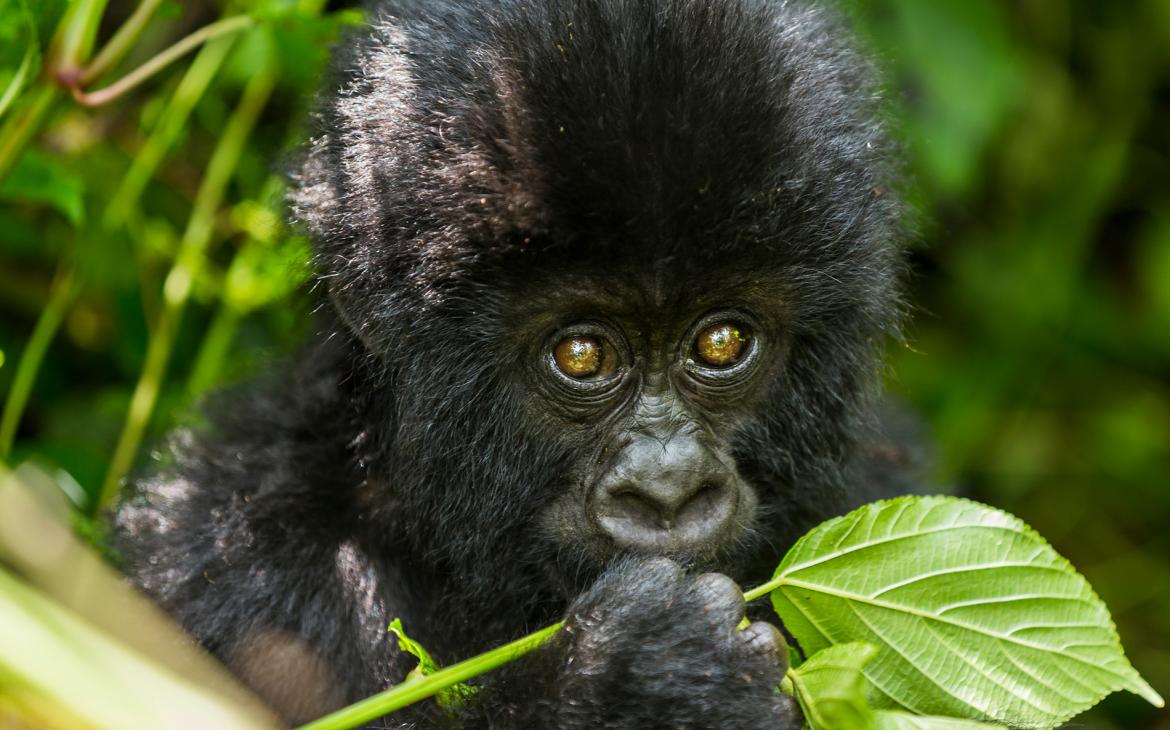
80 0 165 85
72 16 253 107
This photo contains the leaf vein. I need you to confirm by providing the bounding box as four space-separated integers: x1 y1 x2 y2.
937 594 1086 615
869 563 1079 600
782 524 1031 576
920 614 1062 718
844 599 987 716
780 580 1136 685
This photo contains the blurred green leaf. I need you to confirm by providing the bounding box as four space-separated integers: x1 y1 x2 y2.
0 149 84 224
864 1 1022 198
0 467 279 729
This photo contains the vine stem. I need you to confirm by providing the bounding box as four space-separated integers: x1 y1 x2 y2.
296 578 783 730
297 623 563 730
80 0 165 85
48 0 109 80
0 266 78 459
72 16 253 107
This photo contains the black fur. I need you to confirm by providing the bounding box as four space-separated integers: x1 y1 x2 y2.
112 0 910 726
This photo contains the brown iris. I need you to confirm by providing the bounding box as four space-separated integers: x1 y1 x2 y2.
695 323 750 367
554 336 607 379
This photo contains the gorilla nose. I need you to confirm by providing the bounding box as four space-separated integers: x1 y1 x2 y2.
593 433 738 553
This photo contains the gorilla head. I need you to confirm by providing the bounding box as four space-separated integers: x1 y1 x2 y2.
291 0 902 599
115 2 908 725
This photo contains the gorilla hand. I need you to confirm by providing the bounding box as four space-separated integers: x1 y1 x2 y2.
548 558 801 729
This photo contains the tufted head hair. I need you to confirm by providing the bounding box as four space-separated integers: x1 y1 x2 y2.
289 0 906 592
291 0 902 350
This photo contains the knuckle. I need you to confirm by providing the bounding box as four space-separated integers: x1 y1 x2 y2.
737 622 789 665
691 572 746 621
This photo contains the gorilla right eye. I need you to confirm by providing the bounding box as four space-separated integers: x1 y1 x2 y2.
553 335 615 380
695 322 751 368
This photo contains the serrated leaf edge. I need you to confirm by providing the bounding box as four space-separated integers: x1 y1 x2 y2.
772 496 1165 723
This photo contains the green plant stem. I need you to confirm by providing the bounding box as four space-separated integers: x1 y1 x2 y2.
0 84 57 185
0 267 78 460
298 575 788 730
185 304 240 396
742 576 783 603
0 49 34 120
103 34 238 230
97 39 277 512
297 623 564 730
80 0 165 85
72 16 253 107
47 0 109 81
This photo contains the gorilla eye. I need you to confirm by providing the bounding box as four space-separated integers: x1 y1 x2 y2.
553 336 615 380
694 323 750 367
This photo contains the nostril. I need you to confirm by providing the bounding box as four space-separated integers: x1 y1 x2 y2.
675 479 733 529
695 480 723 499
605 487 665 529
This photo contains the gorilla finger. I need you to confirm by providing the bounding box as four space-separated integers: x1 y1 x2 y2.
691 572 745 626
735 622 789 667
626 555 685 585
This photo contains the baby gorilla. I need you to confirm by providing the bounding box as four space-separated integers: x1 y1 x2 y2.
113 0 911 726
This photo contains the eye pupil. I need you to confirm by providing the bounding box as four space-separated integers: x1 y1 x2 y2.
554 336 602 378
696 323 749 367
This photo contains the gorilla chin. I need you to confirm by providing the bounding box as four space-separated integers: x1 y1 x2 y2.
112 0 915 727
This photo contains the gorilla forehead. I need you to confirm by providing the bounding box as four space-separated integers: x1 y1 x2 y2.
295 0 898 299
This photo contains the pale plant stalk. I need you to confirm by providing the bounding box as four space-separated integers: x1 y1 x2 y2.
73 16 254 107
79 0 165 85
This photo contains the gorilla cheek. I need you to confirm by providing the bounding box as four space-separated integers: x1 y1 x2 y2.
536 483 610 563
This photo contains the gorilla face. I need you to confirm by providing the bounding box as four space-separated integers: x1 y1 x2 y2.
292 0 904 595
513 269 787 568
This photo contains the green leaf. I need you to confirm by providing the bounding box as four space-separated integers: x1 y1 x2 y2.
771 496 1164 728
388 618 479 709
0 148 84 224
789 642 879 730
873 711 1004 729
389 617 441 679
0 47 33 119
223 234 312 312
789 643 1005 730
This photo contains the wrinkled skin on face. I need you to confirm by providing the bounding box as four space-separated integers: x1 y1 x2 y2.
112 0 918 727
520 268 781 570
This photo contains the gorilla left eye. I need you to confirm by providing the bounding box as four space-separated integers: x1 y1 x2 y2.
695 322 751 368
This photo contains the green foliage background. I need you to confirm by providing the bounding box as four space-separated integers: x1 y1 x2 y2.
0 1 1166 727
